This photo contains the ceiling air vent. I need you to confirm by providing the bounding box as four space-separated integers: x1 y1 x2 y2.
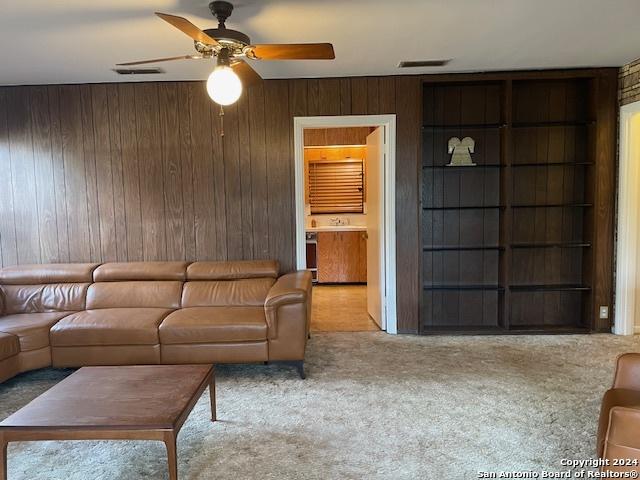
113 67 165 75
398 60 451 68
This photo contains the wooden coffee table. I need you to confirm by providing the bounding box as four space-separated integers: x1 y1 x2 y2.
0 364 215 480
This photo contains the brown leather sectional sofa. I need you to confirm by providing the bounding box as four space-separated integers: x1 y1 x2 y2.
0 260 312 383
597 353 640 469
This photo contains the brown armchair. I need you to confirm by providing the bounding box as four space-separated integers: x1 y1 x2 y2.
598 353 640 469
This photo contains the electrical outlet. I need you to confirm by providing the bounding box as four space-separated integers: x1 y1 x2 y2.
599 306 609 319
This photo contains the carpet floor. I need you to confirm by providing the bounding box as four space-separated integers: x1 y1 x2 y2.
1 332 640 479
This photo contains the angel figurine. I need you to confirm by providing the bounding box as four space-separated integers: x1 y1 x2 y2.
447 137 476 166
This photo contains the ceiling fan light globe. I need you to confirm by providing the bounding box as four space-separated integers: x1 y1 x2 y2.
206 65 242 105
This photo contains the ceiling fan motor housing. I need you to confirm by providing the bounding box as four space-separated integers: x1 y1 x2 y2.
209 1 234 25
198 1 251 56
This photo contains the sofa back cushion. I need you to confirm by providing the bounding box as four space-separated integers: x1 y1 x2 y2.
0 263 98 285
186 260 278 281
2 283 90 314
182 278 276 307
182 260 278 307
93 262 188 282
0 263 98 315
85 262 187 310
87 281 183 309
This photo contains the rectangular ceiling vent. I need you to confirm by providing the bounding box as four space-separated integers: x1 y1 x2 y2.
113 67 165 75
398 60 451 68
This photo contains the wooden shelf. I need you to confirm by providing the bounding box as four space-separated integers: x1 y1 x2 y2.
512 120 595 128
419 325 591 335
423 164 503 169
509 284 591 292
419 76 616 334
423 205 505 210
424 284 505 291
422 123 506 130
510 242 591 249
511 203 592 209
511 162 594 167
423 245 505 251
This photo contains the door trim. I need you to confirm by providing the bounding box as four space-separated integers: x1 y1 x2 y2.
614 100 640 335
293 115 397 334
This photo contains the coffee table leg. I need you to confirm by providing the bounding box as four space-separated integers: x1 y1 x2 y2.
0 432 7 480
163 431 178 480
209 373 216 422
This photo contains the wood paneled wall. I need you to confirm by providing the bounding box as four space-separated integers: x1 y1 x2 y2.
0 76 422 332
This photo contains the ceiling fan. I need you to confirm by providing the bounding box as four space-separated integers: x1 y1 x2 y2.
118 1 335 105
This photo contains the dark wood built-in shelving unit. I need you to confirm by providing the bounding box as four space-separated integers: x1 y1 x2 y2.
420 71 617 334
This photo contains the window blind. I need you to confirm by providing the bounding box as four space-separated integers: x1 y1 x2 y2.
308 159 364 214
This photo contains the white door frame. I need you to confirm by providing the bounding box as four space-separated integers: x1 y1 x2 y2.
614 100 640 335
293 115 397 334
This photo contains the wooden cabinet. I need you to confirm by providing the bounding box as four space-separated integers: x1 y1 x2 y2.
317 231 367 283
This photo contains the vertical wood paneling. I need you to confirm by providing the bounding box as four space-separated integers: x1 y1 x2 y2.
117 84 143 261
0 70 618 335
209 94 227 260
135 83 166 261
178 85 196 261
318 79 341 115
105 83 127 261
189 83 217 260
222 102 243 260
307 80 320 116
30 87 59 263
351 77 368 114
379 77 396 114
48 87 70 263
90 84 117 261
7 88 40 264
264 80 294 272
59 86 91 261
237 92 254 259
158 82 185 261
79 85 102 262
395 76 421 333
367 77 380 113
339 78 352 115
0 89 18 266
593 72 618 331
247 83 269 259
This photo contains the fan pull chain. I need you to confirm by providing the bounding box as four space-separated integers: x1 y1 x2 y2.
219 105 225 137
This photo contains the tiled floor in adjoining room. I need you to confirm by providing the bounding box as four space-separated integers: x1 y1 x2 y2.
311 285 380 332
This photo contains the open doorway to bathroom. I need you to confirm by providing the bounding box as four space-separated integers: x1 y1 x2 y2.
293 115 397 334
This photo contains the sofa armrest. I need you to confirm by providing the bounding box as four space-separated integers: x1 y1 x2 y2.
613 353 640 390
602 406 640 470
264 271 312 339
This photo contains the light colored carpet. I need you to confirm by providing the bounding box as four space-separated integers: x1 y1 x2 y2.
1 332 640 479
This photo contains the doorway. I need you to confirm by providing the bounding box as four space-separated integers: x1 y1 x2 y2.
615 100 640 335
293 115 397 334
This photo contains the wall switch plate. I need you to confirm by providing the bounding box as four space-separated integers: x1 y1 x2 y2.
599 306 609 319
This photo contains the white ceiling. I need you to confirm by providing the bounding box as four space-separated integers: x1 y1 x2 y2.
2 0 639 85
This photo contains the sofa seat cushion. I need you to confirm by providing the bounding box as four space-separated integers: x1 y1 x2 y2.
160 307 267 344
50 308 173 347
0 332 19 361
0 312 73 351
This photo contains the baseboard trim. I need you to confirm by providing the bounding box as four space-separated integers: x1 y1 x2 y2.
634 325 640 334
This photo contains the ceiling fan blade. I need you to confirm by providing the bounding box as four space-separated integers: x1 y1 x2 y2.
249 43 335 60
231 60 262 86
117 55 203 66
155 12 218 46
